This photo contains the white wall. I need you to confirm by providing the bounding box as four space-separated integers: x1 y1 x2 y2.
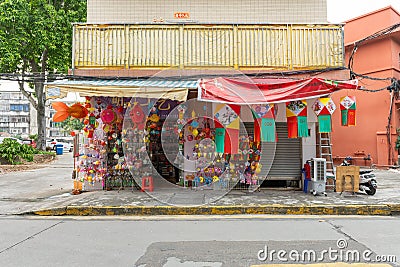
302 123 317 165
87 0 328 24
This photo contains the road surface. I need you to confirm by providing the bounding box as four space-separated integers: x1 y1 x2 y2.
0 215 398 267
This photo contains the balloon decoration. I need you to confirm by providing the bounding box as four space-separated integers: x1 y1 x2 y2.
312 97 336 133
251 104 276 142
286 100 309 138
340 96 356 126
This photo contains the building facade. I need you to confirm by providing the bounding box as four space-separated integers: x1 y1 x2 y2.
48 0 354 191
0 81 32 136
331 6 400 166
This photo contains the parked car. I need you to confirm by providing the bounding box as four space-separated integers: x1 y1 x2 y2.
22 139 37 148
0 137 23 144
46 138 73 152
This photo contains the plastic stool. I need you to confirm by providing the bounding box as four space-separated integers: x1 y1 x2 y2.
141 176 154 192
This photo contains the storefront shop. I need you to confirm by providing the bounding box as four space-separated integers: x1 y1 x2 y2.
46 77 359 192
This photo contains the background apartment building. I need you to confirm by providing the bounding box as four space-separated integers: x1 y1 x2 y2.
0 81 32 136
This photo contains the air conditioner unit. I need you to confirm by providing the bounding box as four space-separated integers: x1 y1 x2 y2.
310 158 327 196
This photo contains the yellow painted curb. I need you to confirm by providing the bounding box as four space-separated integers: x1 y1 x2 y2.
29 204 396 216
389 203 400 213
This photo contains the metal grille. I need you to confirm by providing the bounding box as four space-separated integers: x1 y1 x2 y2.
73 24 344 70
315 161 325 181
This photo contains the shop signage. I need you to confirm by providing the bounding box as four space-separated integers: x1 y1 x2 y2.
174 12 190 19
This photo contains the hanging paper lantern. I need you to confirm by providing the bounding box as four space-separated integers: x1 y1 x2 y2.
52 102 89 122
213 104 241 154
129 102 146 130
340 96 356 126
312 97 336 133
176 104 187 134
101 108 116 124
89 113 96 126
286 100 309 138
192 128 199 137
251 104 276 142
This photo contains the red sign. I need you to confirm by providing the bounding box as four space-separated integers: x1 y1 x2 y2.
174 12 190 19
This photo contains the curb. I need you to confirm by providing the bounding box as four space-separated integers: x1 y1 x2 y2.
28 204 400 216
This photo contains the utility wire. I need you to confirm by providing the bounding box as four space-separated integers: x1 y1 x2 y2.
1 67 348 82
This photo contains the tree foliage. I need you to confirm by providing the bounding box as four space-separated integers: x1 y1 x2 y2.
59 117 84 134
0 0 86 73
0 0 86 149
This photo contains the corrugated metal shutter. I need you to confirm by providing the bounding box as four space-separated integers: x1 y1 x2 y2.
267 123 302 179
243 122 302 180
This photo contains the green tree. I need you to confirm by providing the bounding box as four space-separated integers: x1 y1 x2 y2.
0 0 86 150
59 117 84 134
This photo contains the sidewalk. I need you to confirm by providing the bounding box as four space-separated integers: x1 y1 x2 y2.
1 153 400 216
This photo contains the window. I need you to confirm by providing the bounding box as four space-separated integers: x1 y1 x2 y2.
10 104 29 112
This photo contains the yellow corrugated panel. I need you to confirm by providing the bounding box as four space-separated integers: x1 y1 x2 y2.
73 24 344 70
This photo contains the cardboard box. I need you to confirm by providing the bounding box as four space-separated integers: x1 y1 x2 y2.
335 166 359 193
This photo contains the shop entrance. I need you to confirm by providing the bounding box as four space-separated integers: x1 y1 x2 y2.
146 119 180 185
243 122 302 187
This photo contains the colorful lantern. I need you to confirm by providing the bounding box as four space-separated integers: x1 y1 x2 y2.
52 102 88 122
101 107 116 125
286 100 309 138
340 96 356 126
214 104 241 154
251 104 276 142
312 97 336 133
129 102 146 130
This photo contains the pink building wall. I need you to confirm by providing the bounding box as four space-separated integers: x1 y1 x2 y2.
331 6 400 166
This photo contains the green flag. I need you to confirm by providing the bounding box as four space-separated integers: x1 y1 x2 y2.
297 116 309 137
215 128 225 153
319 115 332 133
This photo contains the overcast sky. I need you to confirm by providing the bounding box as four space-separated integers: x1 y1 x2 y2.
327 0 400 23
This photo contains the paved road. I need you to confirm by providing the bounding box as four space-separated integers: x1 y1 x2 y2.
0 215 398 267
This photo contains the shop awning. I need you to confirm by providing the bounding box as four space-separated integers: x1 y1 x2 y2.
198 77 360 104
45 79 199 101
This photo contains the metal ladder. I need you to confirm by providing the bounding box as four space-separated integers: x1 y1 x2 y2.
319 132 335 190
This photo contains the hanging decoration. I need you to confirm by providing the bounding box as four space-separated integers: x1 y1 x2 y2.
129 102 146 130
286 100 309 138
52 102 88 122
251 104 276 142
176 104 187 134
340 96 356 126
213 104 241 154
312 97 336 133
100 106 116 125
